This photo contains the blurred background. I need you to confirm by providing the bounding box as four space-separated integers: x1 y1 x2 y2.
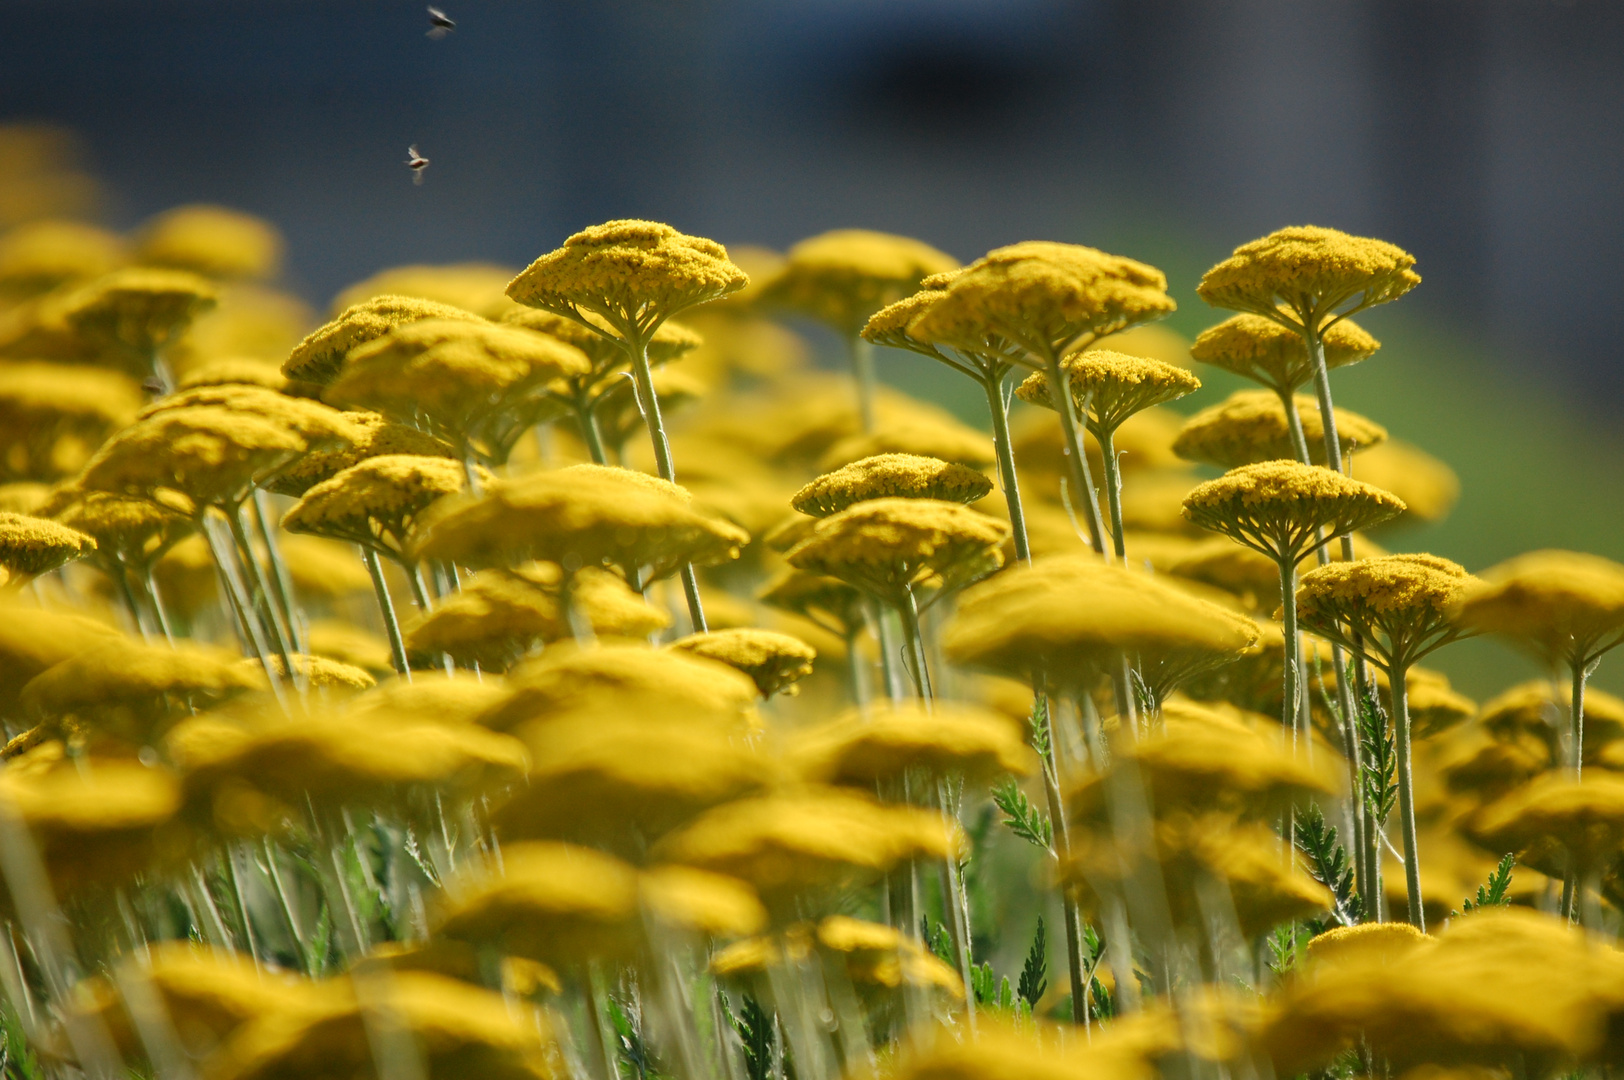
4 0 1623 693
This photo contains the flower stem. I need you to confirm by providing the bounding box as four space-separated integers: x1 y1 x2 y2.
1098 426 1128 562
363 548 412 679
1043 354 1107 558
254 491 307 655
1276 557 1301 743
1388 662 1425 930
1563 656 1590 919
140 567 175 643
202 511 287 710
624 331 706 632
849 334 878 434
984 373 1032 564
577 394 610 465
227 506 298 684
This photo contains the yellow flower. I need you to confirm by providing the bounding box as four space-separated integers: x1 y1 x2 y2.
501 306 702 378
668 627 816 697
1472 773 1624 875
1014 349 1201 435
0 219 123 299
405 565 669 671
56 266 219 361
416 465 747 583
329 261 521 319
0 601 120 718
283 454 480 564
790 700 1034 788
1197 226 1420 330
1182 460 1405 566
713 918 963 1000
816 413 997 472
45 488 190 578
1455 550 1624 669
1189 313 1379 393
249 653 376 691
507 219 748 336
281 294 485 386
80 406 308 511
944 556 1259 703
1477 679 1624 767
1300 921 1428 969
0 482 47 513
650 787 960 910
1296 554 1480 670
267 410 458 498
141 383 359 452
341 670 508 727
175 356 289 392
477 641 761 734
305 619 394 676
757 229 958 337
791 454 994 516
1349 438 1460 526
786 497 1008 609
757 568 867 641
0 510 95 582
1173 390 1387 469
168 284 314 377
135 204 283 281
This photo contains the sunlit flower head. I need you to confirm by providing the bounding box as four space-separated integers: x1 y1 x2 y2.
1014 348 1201 435
1197 226 1420 330
330 261 521 319
281 294 484 386
758 229 959 337
1173 390 1387 469
1296 554 1481 669
668 627 816 697
135 204 283 281
1182 460 1405 566
1190 312 1379 393
792 453 993 517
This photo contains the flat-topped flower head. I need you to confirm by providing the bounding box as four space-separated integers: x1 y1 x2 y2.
267 409 457 497
283 454 476 563
1190 313 1379 393
1473 773 1624 876
908 241 1176 365
405 566 668 672
1477 680 1624 764
0 219 123 299
791 701 1032 788
0 361 143 481
81 405 308 511
325 319 589 464
44 488 190 572
281 294 484 385
1348 439 1460 526
792 454 993 517
330 262 521 318
757 568 867 640
1014 349 1201 435
668 628 816 697
1296 554 1481 668
135 204 283 281
944 556 1260 698
816 415 996 472
416 466 746 581
139 383 359 452
57 266 218 360
1182 460 1405 566
786 497 1008 607
1174 390 1388 469
507 219 748 339
1455 550 1624 667
757 229 959 337
1197 225 1420 330
0 511 94 582
860 287 952 357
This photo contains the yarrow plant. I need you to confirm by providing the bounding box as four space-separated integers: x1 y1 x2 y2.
1 174 1622 1080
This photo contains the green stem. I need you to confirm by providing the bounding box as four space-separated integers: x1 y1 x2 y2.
254 491 307 655
110 564 151 641
202 512 287 709
404 561 434 613
140 567 175 643
933 781 977 1035
984 373 1032 564
1277 386 1311 464
1388 662 1424 930
873 602 906 702
577 393 610 465
624 330 706 632
363 548 412 679
843 630 868 709
1277 557 1301 743
1099 426 1127 562
1563 657 1589 920
1040 692 1091 1025
262 839 308 972
897 590 933 701
849 334 878 434
1303 321 1343 471
1043 354 1107 558
228 506 297 682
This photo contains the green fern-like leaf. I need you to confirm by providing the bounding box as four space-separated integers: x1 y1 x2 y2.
992 778 1053 850
1294 804 1358 926
1017 916 1048 1008
1451 853 1516 918
1357 692 1398 828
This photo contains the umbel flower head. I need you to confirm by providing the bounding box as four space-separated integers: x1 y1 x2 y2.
330 261 521 318
281 294 485 386
417 465 747 583
1197 225 1421 331
790 700 1033 789
506 219 748 340
283 454 476 563
267 409 458 498
908 241 1177 366
816 413 997 472
1182 460 1405 567
134 204 283 281
0 219 123 300
501 307 702 381
943 556 1259 703
56 266 218 370
757 568 867 641
1471 772 1624 878
0 510 95 584
756 229 959 337
668 627 817 697
1014 349 1201 436
1174 391 1388 469
44 488 191 576
786 497 1008 610
1296 554 1481 671
1455 550 1624 669
791 453 993 517
1190 313 1379 395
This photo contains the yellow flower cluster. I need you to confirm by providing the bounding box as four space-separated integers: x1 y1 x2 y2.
3 190 1624 1080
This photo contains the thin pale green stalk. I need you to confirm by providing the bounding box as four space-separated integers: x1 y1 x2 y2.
848 334 878 434
576 392 610 465
1563 656 1591 920
1098 426 1128 562
140 567 175 644
1042 355 1107 557
201 513 287 710
363 548 412 679
254 491 307 655
227 506 298 686
984 374 1032 564
1388 663 1424 930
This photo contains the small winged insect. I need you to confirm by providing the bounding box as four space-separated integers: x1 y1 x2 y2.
406 145 430 185
426 6 456 39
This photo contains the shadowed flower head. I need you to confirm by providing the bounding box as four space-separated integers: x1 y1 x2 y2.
283 454 475 561
1471 773 1624 875
342 671 509 728
507 219 748 336
909 241 1176 364
792 454 993 517
786 497 1008 607
1182 460 1405 565
1477 679 1624 765
281 294 484 386
757 229 959 337
943 556 1259 699
1455 550 1624 666
57 266 218 364
44 487 191 570
1173 390 1387 469
140 383 359 451
1015 349 1201 434
791 700 1033 788
416 465 747 581
0 361 142 482
758 568 867 639
0 219 123 299
0 510 94 582
1190 313 1379 392
1197 226 1421 328
268 409 458 497
1297 554 1481 668
80 406 309 511
668 628 816 697
501 306 701 379
135 204 283 281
